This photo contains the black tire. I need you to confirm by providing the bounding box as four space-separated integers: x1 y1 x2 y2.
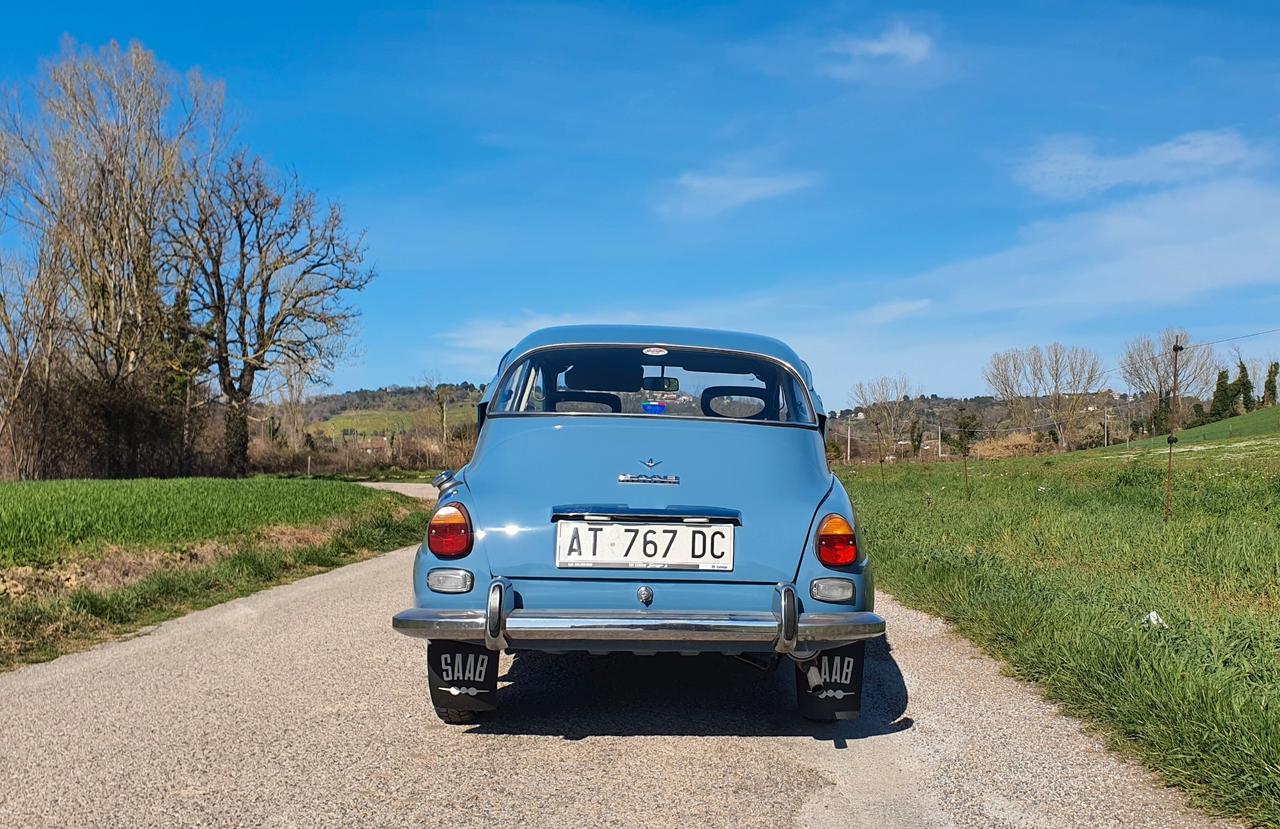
434 706 481 725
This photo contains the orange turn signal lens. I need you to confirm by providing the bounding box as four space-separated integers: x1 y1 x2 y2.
816 514 857 567
427 503 473 557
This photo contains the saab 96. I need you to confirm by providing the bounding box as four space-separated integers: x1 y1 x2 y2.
392 325 885 723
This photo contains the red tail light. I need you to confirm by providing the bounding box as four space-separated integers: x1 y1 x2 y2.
816 514 857 566
427 503 472 557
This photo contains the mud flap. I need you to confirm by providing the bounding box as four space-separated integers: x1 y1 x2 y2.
796 641 866 721
426 640 499 713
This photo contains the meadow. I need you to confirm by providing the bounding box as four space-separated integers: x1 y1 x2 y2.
841 428 1280 826
0 477 429 668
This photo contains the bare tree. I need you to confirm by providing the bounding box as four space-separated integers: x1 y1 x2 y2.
0 41 217 387
173 152 373 474
850 374 917 459
1120 328 1218 421
983 348 1041 428
1030 342 1104 449
0 254 64 476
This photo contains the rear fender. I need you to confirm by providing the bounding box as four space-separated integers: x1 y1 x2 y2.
792 480 875 614
412 479 494 610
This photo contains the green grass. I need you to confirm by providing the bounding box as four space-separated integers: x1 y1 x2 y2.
0 478 430 669
840 436 1280 826
1110 404 1280 452
0 477 388 568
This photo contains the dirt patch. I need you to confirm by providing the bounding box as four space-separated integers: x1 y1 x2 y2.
259 524 337 550
0 519 344 600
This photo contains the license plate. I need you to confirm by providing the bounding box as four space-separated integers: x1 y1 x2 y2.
555 521 735 570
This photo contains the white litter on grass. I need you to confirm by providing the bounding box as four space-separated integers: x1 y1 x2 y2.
1141 611 1168 630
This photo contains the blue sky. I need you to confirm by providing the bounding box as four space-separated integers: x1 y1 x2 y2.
5 1 1280 404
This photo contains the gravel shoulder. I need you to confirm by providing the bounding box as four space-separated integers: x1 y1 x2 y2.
0 538 1231 828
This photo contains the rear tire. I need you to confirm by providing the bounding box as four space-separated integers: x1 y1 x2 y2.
434 706 482 725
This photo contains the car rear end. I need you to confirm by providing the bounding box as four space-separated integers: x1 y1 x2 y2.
393 332 885 721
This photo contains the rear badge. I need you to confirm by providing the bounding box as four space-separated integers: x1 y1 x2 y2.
637 586 654 606
617 474 679 485
642 347 668 356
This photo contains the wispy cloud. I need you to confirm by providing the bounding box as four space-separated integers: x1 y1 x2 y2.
858 299 931 325
655 170 817 220
824 23 934 81
436 179 1280 400
1014 130 1267 200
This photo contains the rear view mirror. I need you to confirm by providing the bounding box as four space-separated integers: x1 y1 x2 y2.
642 376 679 392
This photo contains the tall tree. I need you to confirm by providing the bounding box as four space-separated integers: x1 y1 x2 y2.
1028 343 1105 449
1234 360 1255 413
1264 362 1279 408
173 152 373 474
1120 328 1217 430
1208 369 1235 421
983 348 1040 428
849 374 917 451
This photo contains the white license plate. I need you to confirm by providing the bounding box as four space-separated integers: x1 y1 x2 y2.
555 521 735 571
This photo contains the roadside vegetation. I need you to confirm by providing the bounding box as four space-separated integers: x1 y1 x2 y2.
0 478 429 669
841 431 1280 826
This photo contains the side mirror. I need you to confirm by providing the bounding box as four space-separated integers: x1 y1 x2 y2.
642 376 679 392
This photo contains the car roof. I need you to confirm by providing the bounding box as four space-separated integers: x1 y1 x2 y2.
503 324 813 383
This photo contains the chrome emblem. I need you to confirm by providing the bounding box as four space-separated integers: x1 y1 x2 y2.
639 457 662 469
637 586 654 606
617 474 679 485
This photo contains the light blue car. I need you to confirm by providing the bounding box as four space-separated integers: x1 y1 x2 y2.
393 325 885 723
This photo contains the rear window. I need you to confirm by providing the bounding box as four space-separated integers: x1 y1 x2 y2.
491 346 815 426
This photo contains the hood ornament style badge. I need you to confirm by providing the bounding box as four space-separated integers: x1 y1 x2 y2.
636 586 654 606
620 457 676 484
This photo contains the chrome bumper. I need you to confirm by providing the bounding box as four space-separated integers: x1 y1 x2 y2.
392 580 885 653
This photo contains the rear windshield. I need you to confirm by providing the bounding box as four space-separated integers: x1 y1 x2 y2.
491 346 815 426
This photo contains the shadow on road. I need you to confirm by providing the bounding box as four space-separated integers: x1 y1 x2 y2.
469 635 911 746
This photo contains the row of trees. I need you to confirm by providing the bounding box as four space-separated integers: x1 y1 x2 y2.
0 41 370 479
1203 358 1278 424
843 327 1276 462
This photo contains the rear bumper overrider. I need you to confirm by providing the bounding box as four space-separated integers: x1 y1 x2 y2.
392 579 885 653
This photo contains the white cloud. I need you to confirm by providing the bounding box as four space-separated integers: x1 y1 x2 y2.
824 23 934 81
1014 130 1267 200
433 180 1280 400
655 171 816 220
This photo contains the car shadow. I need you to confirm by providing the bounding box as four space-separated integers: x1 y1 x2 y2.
468 635 911 745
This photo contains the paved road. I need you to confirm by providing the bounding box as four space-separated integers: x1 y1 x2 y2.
0 542 1230 826
357 481 439 499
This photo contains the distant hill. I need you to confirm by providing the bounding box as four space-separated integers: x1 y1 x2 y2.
306 383 482 437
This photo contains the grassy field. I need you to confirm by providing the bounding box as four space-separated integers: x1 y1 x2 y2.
1110 404 1280 452
841 429 1280 826
0 477 430 669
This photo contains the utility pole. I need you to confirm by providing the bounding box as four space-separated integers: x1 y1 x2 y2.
937 422 942 459
1103 404 1109 447
845 422 851 465
1164 341 1184 523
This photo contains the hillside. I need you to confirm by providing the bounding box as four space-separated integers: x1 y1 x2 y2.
305 384 482 438
1105 405 1280 453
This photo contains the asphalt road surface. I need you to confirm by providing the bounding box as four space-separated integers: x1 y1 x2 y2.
0 518 1231 827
